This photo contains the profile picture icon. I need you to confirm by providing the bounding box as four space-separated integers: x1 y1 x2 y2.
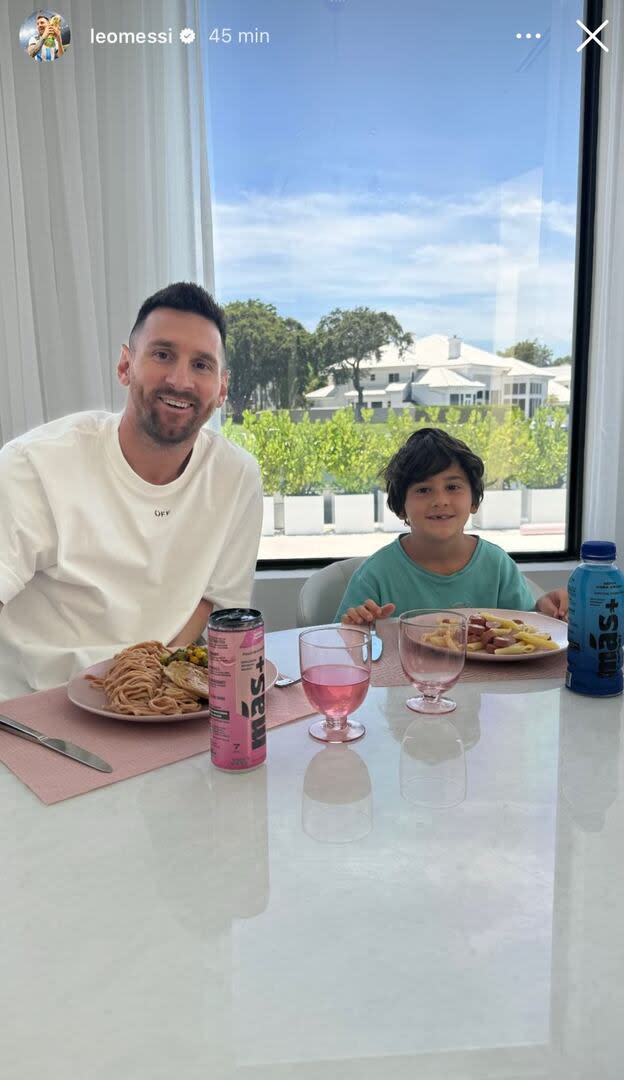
20 9 70 62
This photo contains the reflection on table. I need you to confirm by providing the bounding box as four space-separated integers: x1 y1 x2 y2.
302 745 373 842
0 625 622 1080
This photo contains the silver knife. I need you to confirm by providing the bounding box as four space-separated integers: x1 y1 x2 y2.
0 714 113 772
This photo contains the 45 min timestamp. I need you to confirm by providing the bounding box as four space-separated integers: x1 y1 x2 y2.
208 27 270 45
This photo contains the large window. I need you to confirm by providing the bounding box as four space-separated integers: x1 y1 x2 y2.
202 0 593 562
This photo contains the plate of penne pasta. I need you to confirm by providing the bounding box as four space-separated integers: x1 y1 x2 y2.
423 609 568 662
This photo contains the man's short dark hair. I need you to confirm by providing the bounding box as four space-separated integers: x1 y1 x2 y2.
129 282 227 352
383 427 485 519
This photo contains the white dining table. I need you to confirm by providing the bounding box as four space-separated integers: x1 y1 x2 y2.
2 626 623 1080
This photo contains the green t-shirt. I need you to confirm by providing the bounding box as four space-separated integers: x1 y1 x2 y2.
335 537 536 621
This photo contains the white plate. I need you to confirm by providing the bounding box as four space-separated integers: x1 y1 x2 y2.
454 608 568 662
67 657 279 722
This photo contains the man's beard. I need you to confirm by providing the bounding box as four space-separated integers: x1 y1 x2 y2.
135 387 214 445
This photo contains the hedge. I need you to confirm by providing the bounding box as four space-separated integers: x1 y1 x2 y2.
221 405 568 495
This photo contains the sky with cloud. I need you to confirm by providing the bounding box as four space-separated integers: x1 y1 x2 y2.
202 0 585 356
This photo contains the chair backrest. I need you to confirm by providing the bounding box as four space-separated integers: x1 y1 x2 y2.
522 573 543 604
296 557 365 627
296 560 543 628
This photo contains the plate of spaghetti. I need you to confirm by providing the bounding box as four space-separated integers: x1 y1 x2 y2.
67 640 278 722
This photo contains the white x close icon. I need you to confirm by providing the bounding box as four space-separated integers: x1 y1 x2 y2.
576 18 609 53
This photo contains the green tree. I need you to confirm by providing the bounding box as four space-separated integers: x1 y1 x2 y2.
223 410 325 495
383 408 419 460
497 339 554 367
451 407 496 466
224 301 322 416
385 406 495 467
271 318 322 410
222 411 285 495
280 413 325 495
316 307 413 420
321 408 383 494
517 406 568 488
223 300 281 420
484 408 531 487
552 354 571 366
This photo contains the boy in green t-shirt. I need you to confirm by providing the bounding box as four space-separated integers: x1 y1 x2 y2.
337 428 568 625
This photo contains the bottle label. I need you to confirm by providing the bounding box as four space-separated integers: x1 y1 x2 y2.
592 597 621 679
567 568 624 696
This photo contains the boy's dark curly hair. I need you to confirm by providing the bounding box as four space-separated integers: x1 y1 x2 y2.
382 427 485 521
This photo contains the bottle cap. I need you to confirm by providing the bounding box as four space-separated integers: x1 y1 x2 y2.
580 540 616 561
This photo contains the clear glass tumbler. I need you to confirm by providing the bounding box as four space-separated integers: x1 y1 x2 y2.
398 609 467 714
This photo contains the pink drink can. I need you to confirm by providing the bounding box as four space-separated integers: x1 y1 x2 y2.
208 608 266 771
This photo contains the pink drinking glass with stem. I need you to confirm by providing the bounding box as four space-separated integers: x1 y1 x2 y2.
299 626 372 742
398 609 467 715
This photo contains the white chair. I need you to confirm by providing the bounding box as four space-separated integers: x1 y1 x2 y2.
296 557 365 627
523 575 544 604
296 559 543 627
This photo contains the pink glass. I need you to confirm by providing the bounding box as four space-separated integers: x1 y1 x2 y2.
299 627 372 742
398 609 467 714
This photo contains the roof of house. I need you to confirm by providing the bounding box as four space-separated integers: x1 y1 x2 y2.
334 334 558 380
402 335 512 371
414 367 485 389
309 335 568 406
501 357 557 379
548 363 571 386
305 384 339 400
548 381 571 404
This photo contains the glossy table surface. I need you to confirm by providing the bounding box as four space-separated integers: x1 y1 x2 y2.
2 628 623 1080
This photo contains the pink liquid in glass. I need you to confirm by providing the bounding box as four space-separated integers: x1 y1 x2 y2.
302 664 370 719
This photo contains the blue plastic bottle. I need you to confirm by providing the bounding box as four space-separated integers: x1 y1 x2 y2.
566 541 624 697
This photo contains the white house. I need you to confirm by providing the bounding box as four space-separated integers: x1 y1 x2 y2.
547 364 572 405
305 334 560 420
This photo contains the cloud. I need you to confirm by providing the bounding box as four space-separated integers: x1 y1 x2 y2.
213 186 577 353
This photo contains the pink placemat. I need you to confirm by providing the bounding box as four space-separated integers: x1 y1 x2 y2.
372 619 568 686
0 682 315 805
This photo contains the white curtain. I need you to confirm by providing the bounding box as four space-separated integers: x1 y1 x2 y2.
583 0 624 553
0 0 213 444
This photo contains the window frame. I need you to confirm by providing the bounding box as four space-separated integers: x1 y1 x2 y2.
256 0 603 571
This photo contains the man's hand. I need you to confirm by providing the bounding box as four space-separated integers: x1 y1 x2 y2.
341 599 396 626
28 25 49 56
536 588 569 621
168 598 213 648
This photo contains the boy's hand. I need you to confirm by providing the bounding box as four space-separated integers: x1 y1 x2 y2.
341 600 396 626
536 588 569 621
